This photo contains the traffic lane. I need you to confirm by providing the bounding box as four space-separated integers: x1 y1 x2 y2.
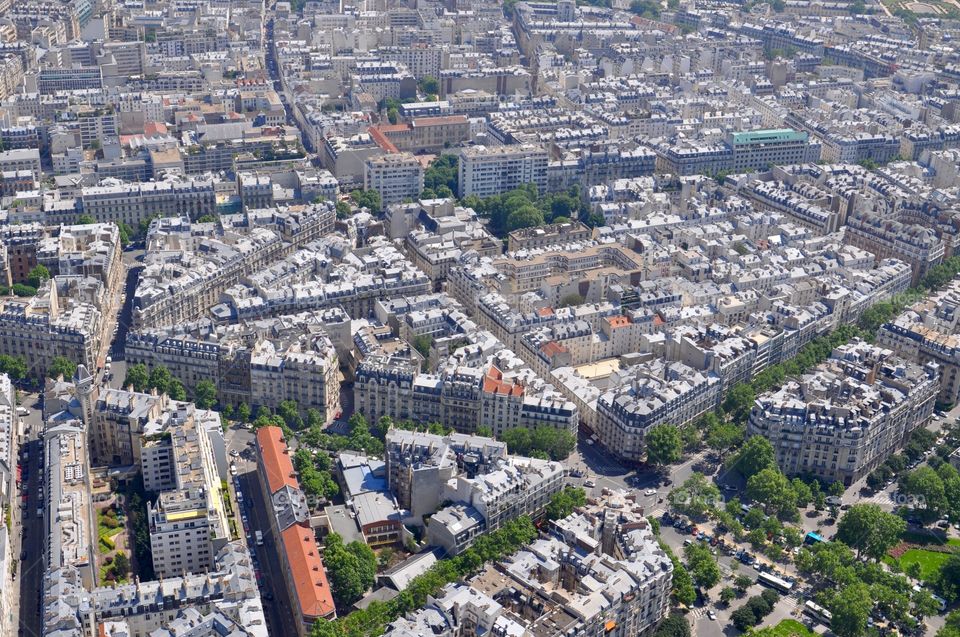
18 436 44 637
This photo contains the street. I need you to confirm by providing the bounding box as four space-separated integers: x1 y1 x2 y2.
16 401 45 637
226 424 300 637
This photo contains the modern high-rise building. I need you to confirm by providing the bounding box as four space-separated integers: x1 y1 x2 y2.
458 144 548 198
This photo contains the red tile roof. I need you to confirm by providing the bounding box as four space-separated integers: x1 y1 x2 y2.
367 126 400 153
606 316 631 329
537 307 554 317
482 366 524 397
540 341 568 358
256 426 299 495
281 524 336 620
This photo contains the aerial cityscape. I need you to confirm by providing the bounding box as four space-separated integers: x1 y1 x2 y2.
0 0 960 637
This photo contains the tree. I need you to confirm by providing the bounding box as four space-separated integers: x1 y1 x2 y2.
418 75 439 95
719 586 736 605
148 366 173 394
506 205 544 232
349 189 381 215
423 154 458 195
937 610 960 637
684 542 721 590
653 615 690 637
723 384 755 423
0 355 27 380
124 363 149 392
629 0 661 18
901 466 948 517
730 435 776 478
112 551 130 574
669 472 721 517
76 214 96 225
782 526 804 549
48 356 77 380
830 582 872 637
501 427 532 456
118 222 133 246
237 402 251 422
646 424 683 467
278 399 304 430
730 607 756 631
167 379 187 401
672 559 697 606
705 420 744 460
734 574 753 592
936 553 960 603
905 561 922 580
194 379 217 409
746 468 797 517
323 533 377 608
546 487 586 520
27 264 50 289
835 504 905 561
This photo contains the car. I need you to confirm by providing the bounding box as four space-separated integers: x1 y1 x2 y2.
644 488 657 496
230 449 240 457
16 407 28 416
673 519 684 528
230 465 238 477
584 480 595 488
722 484 738 492
707 611 717 621
683 539 693 547
840 503 851 510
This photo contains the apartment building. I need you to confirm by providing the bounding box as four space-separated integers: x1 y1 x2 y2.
0 374 16 636
748 340 938 485
387 491 672 637
43 542 267 637
435 456 564 538
364 153 424 206
0 147 41 179
73 177 217 227
596 360 722 462
355 353 578 437
144 403 229 578
126 310 343 419
384 428 507 519
458 144 549 198
0 280 105 381
845 211 945 286
877 278 960 405
133 206 335 328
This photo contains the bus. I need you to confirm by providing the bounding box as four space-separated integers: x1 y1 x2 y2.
804 600 832 626
757 571 794 594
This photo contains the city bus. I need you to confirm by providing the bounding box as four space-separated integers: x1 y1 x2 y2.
804 600 832 626
757 571 795 594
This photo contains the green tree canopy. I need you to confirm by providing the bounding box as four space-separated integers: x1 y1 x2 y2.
646 424 683 466
730 435 776 478
27 264 50 289
194 379 217 409
830 582 873 637
546 487 586 520
835 504 905 561
48 356 77 380
124 363 149 392
746 467 797 517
